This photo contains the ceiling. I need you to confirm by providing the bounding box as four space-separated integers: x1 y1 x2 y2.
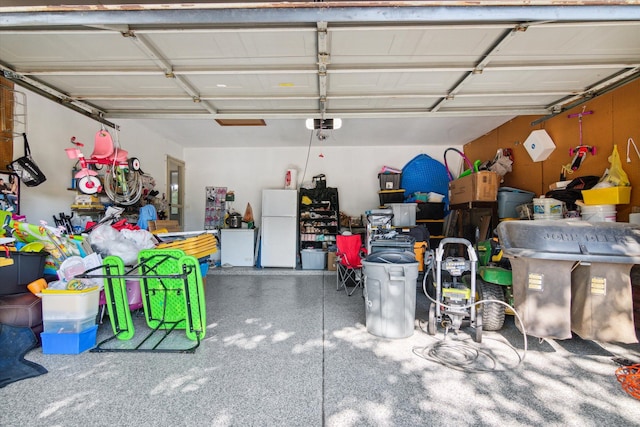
1 2 640 148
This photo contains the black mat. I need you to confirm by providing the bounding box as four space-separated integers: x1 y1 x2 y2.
0 323 47 388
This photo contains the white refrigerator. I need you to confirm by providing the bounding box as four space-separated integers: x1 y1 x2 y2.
261 189 298 268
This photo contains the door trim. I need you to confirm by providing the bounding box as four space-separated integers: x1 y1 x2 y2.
166 155 185 227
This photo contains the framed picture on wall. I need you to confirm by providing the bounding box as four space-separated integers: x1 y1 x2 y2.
0 172 20 215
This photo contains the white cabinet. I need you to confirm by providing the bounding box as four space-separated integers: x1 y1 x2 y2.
220 229 257 267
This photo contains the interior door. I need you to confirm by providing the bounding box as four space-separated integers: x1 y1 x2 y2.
166 156 185 226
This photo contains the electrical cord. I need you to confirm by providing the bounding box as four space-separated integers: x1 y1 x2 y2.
413 253 528 373
299 129 314 188
615 364 640 400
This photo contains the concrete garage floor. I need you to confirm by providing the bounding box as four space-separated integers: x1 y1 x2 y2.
1 269 639 426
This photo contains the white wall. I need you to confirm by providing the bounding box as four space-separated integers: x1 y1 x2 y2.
14 90 183 225
14 89 463 230
183 145 463 231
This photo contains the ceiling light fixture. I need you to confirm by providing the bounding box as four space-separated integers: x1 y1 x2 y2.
305 118 342 130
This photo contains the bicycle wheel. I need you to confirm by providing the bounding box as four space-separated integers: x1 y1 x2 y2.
78 176 102 194
104 167 143 205
128 157 141 172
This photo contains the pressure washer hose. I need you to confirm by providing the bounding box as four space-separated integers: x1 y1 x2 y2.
414 252 528 373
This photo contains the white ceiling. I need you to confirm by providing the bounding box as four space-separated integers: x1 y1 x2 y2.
1 2 640 148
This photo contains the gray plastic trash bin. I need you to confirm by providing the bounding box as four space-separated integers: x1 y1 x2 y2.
498 220 640 343
362 251 419 339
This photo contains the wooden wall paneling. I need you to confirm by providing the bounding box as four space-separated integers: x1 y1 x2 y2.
496 116 545 196
544 96 613 192
612 79 640 218
0 77 14 170
463 129 498 168
463 79 639 222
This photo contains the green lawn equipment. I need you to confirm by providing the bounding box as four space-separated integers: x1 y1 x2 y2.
427 237 482 343
475 237 513 331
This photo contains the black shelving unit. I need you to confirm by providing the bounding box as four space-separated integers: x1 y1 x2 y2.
299 187 339 251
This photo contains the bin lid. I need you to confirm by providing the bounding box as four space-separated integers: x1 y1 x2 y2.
498 186 535 195
364 251 417 264
497 220 640 263
371 235 416 245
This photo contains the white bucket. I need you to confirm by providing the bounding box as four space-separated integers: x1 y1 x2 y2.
581 204 616 222
284 168 298 190
533 197 564 216
534 213 564 220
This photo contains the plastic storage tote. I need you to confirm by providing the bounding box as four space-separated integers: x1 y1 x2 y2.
40 287 100 320
301 249 326 270
0 251 48 295
378 190 404 205
387 203 417 227
581 186 631 205
497 187 535 219
378 173 401 190
362 251 419 339
497 220 640 342
43 316 96 333
415 202 445 220
41 325 98 354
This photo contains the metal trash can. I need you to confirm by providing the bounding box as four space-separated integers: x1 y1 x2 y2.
498 220 640 342
362 251 419 339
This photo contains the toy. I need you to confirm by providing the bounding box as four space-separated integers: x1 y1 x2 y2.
66 128 143 205
567 107 596 171
569 144 596 170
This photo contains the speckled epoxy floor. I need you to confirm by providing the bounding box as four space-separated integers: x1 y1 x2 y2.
1 271 640 427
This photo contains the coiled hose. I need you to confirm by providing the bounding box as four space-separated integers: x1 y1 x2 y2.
413 250 528 373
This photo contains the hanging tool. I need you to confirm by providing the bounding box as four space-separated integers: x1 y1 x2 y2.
567 107 596 170
627 137 640 163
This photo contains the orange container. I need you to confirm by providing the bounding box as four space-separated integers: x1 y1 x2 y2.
414 242 427 272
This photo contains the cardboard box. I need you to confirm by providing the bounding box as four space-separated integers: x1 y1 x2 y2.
449 171 499 205
327 251 337 271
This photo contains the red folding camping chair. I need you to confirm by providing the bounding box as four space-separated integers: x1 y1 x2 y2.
336 234 367 296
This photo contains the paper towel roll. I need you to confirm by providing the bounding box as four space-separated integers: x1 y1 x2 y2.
284 169 298 190
629 213 640 225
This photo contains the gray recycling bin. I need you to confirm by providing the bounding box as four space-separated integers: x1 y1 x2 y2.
362 251 419 339
498 220 640 343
